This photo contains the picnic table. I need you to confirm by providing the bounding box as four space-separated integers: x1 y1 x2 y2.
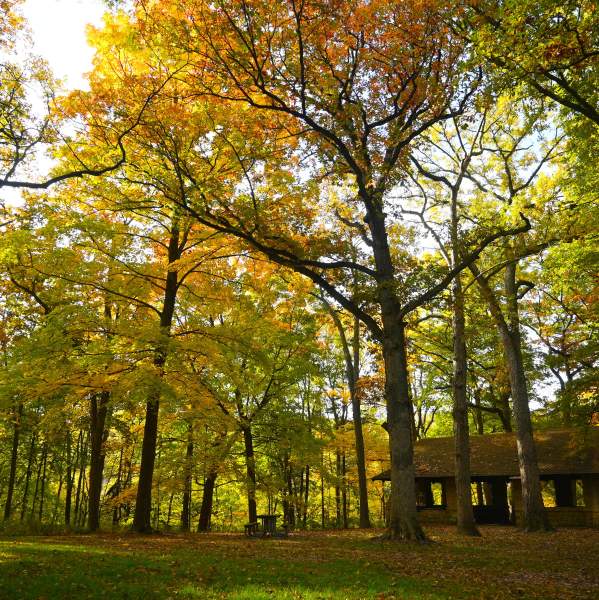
244 514 288 538
257 514 279 537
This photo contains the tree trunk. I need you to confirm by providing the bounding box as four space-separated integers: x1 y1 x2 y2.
324 303 371 529
88 391 110 532
133 396 160 532
335 451 342 528
20 431 36 521
342 453 348 528
31 442 45 519
65 429 74 526
320 455 326 529
368 205 424 540
132 221 181 533
471 261 550 532
451 274 479 534
498 392 513 432
303 465 309 527
3 402 23 521
38 443 48 521
74 431 88 526
350 314 371 528
350 386 370 528
381 320 425 540
242 423 258 523
112 447 123 525
198 471 217 532
181 424 194 531
502 263 551 531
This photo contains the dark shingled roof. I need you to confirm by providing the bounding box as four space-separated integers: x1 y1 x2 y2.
372 428 599 480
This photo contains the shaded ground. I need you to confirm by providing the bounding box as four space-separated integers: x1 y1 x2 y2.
0 526 597 599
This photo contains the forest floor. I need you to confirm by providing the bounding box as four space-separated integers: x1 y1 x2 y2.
0 525 597 599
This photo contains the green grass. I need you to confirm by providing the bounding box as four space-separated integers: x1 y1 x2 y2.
0 527 597 599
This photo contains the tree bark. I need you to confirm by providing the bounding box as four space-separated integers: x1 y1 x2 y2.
88 391 110 532
64 429 74 526
325 302 371 529
74 431 88 527
198 471 217 532
181 424 194 531
368 205 424 540
3 402 23 521
37 443 48 521
242 423 258 523
502 263 551 531
20 431 36 521
381 319 424 540
450 184 479 536
133 221 181 533
303 465 309 527
452 272 479 535
471 261 551 531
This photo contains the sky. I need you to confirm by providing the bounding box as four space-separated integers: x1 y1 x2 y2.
22 0 107 90
1 1 107 205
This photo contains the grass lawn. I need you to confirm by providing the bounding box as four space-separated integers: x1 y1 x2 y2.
0 526 597 599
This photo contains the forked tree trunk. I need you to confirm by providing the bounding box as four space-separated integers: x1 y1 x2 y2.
88 391 110 532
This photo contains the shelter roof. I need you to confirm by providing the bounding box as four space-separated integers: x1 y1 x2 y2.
372 428 599 480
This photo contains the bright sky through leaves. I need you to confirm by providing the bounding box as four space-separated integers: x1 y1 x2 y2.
22 0 105 90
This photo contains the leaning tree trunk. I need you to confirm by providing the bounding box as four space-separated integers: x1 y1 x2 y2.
3 402 23 521
88 391 110 532
133 222 181 533
501 263 551 532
